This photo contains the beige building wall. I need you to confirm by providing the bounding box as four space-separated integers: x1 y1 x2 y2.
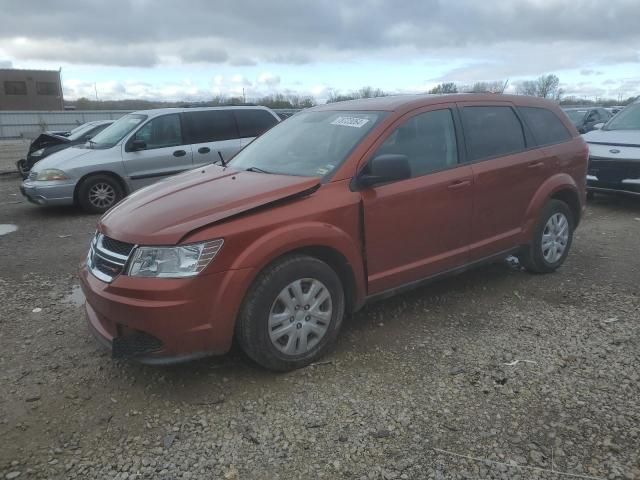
0 69 64 111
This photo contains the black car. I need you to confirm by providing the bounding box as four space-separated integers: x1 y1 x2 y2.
16 120 113 179
563 107 611 134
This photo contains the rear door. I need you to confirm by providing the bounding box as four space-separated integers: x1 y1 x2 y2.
122 113 193 189
360 105 474 294
182 110 241 168
458 102 551 259
235 109 280 148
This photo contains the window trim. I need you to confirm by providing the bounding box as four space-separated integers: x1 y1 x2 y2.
517 106 573 148
457 102 531 164
125 113 186 152
354 105 464 187
4 80 27 96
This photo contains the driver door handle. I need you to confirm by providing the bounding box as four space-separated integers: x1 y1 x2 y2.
173 150 186 157
528 161 545 169
448 179 471 190
198 147 210 154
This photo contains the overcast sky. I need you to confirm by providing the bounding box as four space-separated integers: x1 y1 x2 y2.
1 0 639 102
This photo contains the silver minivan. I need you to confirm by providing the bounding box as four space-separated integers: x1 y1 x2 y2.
20 106 281 213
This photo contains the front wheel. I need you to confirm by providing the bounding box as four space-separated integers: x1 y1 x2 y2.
77 174 124 214
520 199 574 274
236 254 345 371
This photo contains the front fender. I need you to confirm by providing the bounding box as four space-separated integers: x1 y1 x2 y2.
231 221 366 307
522 173 579 240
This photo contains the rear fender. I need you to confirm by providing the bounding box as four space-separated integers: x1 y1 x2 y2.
522 173 579 240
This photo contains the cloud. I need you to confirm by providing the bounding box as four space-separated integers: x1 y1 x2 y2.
257 72 280 86
229 57 257 66
181 46 228 64
0 59 12 68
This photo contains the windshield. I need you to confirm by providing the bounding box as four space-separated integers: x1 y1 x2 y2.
564 109 587 123
89 114 146 148
604 104 640 131
67 122 100 141
230 110 386 177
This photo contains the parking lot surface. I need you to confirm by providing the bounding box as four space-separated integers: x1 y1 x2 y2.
0 173 639 479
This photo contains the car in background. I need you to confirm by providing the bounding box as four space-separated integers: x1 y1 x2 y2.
584 101 640 197
563 107 611 134
20 106 280 213
78 94 587 370
17 120 114 179
605 106 625 116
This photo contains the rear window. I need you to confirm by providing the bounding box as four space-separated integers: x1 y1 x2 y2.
519 107 572 146
235 109 279 138
461 106 526 161
183 110 238 144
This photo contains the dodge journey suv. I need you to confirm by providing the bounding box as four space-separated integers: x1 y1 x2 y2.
79 94 588 371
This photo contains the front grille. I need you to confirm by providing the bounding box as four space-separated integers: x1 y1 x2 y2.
87 233 135 283
101 236 134 256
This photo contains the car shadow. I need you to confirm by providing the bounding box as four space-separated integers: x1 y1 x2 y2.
588 193 640 212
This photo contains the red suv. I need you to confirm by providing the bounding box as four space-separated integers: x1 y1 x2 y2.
79 94 588 371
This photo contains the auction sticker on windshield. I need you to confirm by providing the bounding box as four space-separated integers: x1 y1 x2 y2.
331 116 370 128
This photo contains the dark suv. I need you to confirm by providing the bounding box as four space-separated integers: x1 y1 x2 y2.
563 107 611 134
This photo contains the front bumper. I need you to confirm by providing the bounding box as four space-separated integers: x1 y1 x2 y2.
79 262 256 364
587 157 640 197
20 179 76 206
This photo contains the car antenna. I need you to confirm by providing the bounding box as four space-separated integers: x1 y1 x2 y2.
217 151 227 167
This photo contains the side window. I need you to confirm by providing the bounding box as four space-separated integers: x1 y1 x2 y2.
4 81 27 95
372 109 458 177
134 114 182 149
88 124 109 137
183 110 238 144
461 106 526 161
518 107 572 146
235 109 279 138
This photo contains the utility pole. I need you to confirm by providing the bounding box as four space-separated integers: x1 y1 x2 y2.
94 83 99 101
242 88 246 104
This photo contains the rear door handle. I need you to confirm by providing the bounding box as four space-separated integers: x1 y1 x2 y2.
173 150 186 157
198 147 210 154
448 180 471 190
528 161 545 169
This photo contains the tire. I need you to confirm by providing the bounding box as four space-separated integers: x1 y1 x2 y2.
16 159 28 180
77 174 124 214
520 199 574 274
586 191 596 201
236 254 345 371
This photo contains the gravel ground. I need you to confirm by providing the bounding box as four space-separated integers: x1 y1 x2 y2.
0 173 639 480
0 140 29 174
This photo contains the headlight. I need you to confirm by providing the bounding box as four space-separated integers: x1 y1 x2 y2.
31 148 45 157
127 239 224 278
36 169 69 181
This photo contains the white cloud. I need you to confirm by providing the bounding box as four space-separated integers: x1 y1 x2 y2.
257 72 280 86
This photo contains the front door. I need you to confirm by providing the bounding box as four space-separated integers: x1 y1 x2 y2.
360 107 474 294
122 113 193 189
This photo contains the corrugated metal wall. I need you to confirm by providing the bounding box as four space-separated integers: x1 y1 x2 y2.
0 111 131 139
0 109 300 139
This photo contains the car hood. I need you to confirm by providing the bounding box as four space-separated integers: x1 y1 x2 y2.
29 132 70 153
99 165 321 245
583 129 640 147
30 145 95 171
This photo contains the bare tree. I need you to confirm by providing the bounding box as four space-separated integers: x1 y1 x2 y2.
428 82 458 94
517 74 562 100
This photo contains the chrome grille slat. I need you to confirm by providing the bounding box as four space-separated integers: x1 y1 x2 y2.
88 233 135 283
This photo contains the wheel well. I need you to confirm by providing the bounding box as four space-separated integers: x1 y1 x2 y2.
286 246 359 314
551 189 581 226
73 171 128 205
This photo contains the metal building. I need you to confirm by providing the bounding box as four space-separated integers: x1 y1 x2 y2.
0 69 64 111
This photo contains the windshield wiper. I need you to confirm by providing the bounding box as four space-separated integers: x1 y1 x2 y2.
87 139 96 149
245 166 272 174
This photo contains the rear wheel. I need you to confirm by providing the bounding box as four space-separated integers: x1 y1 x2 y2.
236 254 345 371
77 174 124 214
520 199 574 273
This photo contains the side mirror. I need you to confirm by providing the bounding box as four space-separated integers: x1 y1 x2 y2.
358 154 411 188
593 123 604 130
130 139 146 151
